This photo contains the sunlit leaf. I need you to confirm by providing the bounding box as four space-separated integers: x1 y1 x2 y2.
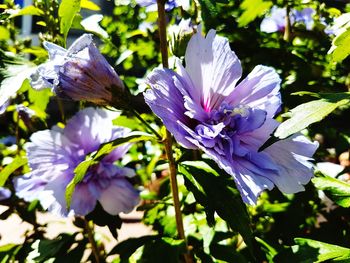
0 64 37 107
275 98 350 139
237 0 273 27
328 13 350 62
8 5 43 18
0 156 27 187
312 176 350 208
59 0 81 42
0 26 10 40
81 0 100 10
275 238 350 262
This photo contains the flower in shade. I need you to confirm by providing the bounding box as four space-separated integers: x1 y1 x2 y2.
260 6 315 33
0 187 11 201
30 34 128 107
136 0 189 12
14 107 140 216
144 25 318 204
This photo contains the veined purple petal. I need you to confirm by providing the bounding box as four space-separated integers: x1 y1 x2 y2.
145 68 197 149
225 65 281 118
264 134 318 193
184 25 242 112
15 107 139 217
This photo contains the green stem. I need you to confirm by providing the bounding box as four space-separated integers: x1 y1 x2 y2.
129 108 162 140
283 3 292 42
56 97 65 122
156 1 192 262
84 219 101 263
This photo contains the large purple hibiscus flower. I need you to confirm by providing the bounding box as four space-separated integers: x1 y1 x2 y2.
14 107 140 216
144 26 318 205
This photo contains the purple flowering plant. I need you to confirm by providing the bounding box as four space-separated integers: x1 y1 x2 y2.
3 0 350 262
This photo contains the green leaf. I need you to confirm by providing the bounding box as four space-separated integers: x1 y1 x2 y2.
65 156 95 209
237 0 273 27
141 237 186 263
275 98 350 139
0 244 21 263
178 161 253 253
0 64 37 107
81 0 100 10
65 132 155 209
0 156 27 187
0 26 10 40
328 13 350 62
8 5 43 18
27 83 52 113
275 238 350 262
312 176 350 207
59 0 81 42
32 234 77 262
256 237 278 263
108 235 158 258
294 238 350 262
198 0 217 17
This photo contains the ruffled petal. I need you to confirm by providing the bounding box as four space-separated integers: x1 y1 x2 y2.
184 25 242 112
225 65 281 118
264 134 318 194
25 129 73 172
98 179 140 215
145 68 197 149
70 183 97 216
63 107 119 154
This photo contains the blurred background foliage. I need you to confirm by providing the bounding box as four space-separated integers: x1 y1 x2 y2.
1 0 350 262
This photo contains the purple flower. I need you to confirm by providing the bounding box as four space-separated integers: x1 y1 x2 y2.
136 0 183 12
260 6 315 33
30 34 126 107
0 187 11 201
144 26 318 204
0 99 10 115
14 107 140 216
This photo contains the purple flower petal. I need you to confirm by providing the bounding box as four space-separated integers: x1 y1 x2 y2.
184 25 242 112
264 134 318 193
225 65 281 118
0 187 11 201
99 179 140 215
15 107 139 216
145 68 197 149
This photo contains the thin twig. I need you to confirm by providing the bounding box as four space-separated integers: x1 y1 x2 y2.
129 108 162 140
156 1 192 262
